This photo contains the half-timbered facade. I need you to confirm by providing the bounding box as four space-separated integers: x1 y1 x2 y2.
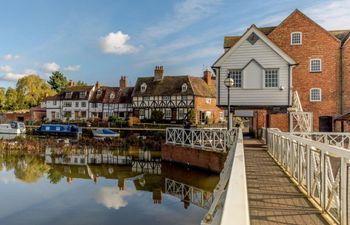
132 66 223 123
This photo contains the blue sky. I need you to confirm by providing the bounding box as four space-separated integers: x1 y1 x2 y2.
0 0 349 88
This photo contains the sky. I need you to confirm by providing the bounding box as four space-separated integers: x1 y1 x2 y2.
0 0 349 88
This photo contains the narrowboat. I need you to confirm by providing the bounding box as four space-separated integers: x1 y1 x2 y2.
92 128 119 139
0 121 26 134
36 124 82 137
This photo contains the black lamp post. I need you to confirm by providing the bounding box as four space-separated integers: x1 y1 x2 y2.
224 77 234 130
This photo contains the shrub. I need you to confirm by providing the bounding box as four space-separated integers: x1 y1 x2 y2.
151 110 164 123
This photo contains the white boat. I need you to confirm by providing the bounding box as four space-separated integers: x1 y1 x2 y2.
0 121 26 134
92 128 119 138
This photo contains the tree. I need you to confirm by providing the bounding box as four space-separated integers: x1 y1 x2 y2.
4 87 18 110
151 110 164 123
0 88 5 110
16 75 56 108
187 109 196 124
48 71 68 92
76 80 87 86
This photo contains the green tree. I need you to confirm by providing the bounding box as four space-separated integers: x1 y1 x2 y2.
76 80 87 86
0 88 5 110
48 71 68 92
4 87 18 110
16 75 56 108
187 109 196 124
151 110 164 122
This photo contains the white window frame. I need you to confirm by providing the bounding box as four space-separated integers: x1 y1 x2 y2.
310 59 322 72
182 83 188 92
141 83 147 93
310 88 322 102
206 97 211 104
228 69 242 88
264 68 279 88
291 32 302 45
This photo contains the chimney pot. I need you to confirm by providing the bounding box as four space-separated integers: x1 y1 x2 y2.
120 76 127 88
154 65 164 81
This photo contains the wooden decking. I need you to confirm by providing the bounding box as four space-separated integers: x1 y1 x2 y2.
244 141 328 225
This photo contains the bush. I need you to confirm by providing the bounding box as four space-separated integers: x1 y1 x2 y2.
151 110 164 123
187 109 196 124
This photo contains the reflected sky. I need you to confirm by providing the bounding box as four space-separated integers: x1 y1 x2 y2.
0 148 218 225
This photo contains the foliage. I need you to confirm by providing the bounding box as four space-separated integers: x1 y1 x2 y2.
151 110 164 122
0 88 7 109
47 167 64 184
76 80 87 86
4 87 18 110
187 109 196 124
16 75 56 109
205 116 210 124
48 71 68 92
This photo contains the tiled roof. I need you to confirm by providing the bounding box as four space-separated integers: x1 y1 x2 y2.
329 30 350 45
90 87 134 104
132 75 216 97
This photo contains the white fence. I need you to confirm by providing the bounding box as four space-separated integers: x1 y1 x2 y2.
267 128 350 224
292 132 350 149
166 128 237 152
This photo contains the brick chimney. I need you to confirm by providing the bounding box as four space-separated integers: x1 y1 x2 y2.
119 76 127 88
203 69 214 86
68 80 75 87
95 81 100 89
154 66 164 81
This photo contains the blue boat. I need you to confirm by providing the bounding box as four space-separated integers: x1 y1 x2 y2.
36 124 82 137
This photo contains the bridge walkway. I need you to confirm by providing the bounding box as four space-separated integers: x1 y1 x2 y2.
244 140 328 225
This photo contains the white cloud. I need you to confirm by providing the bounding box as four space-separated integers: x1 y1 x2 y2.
0 65 12 73
63 65 81 72
2 54 20 61
96 187 136 210
143 0 221 39
0 72 28 82
42 62 60 73
100 31 139 55
305 0 350 30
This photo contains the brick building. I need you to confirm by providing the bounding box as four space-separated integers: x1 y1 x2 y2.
214 9 350 133
132 66 224 124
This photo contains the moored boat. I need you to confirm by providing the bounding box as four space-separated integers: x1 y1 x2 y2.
0 121 26 134
36 124 82 137
92 128 119 139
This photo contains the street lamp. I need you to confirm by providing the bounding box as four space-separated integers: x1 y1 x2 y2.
224 77 234 130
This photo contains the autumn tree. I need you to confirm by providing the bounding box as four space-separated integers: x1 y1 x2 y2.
0 88 5 110
76 80 87 86
16 75 56 108
4 87 18 110
48 71 68 92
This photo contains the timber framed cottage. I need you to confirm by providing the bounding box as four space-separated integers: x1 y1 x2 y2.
213 9 350 133
132 66 223 124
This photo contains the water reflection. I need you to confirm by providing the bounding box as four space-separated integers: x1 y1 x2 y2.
0 146 219 225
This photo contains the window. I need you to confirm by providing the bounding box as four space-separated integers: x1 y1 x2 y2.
79 91 87 99
96 90 103 97
181 96 187 101
65 92 72 99
63 102 72 107
143 96 150 101
310 59 322 72
110 93 115 100
310 88 322 102
91 103 98 108
178 109 184 119
165 109 171 118
182 83 188 92
53 101 57 106
228 69 242 88
291 32 302 45
264 69 279 88
139 109 145 119
81 102 86 107
206 97 211 104
81 111 87 118
64 111 72 118
75 102 79 107
141 83 147 93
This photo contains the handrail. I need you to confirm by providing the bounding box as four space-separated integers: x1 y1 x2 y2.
201 128 250 225
267 128 350 224
292 132 350 149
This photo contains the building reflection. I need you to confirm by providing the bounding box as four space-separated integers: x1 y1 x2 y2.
0 147 218 210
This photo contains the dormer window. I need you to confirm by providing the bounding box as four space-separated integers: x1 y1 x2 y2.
65 92 72 99
182 83 188 92
79 91 87 99
110 93 115 100
291 32 302 45
96 90 103 97
141 83 147 93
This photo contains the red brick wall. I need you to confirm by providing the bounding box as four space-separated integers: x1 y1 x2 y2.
194 96 224 124
268 10 340 131
269 113 289 132
256 110 267 130
161 144 226 173
343 39 350 113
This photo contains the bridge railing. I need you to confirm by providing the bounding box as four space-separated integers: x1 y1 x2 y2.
292 132 350 149
201 128 250 225
267 128 350 224
166 128 237 152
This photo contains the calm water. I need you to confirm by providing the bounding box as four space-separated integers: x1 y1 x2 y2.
0 146 219 225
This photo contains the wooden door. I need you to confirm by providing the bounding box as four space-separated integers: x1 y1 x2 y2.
319 116 332 132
